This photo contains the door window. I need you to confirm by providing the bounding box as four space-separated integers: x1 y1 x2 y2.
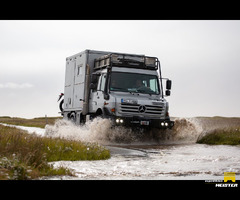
100 74 106 91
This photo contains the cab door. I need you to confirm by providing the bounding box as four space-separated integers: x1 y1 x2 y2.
89 73 106 114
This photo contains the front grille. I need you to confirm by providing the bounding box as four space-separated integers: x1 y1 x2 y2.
120 103 164 116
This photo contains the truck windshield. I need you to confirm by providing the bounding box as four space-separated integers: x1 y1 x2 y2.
110 72 160 95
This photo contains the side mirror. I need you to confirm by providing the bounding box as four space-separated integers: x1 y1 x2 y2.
165 90 171 96
104 93 110 100
166 80 172 90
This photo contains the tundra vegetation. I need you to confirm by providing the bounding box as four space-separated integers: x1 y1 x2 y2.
196 116 240 145
0 122 110 180
0 116 61 128
197 127 240 145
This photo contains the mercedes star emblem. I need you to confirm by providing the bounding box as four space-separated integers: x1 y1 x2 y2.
138 105 146 113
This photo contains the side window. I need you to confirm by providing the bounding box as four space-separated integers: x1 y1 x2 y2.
100 74 106 91
149 78 159 94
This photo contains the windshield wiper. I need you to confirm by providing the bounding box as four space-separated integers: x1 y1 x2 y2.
111 87 129 92
134 89 158 96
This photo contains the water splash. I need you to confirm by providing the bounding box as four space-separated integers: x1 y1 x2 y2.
44 116 240 144
153 117 203 143
45 118 137 145
44 117 203 144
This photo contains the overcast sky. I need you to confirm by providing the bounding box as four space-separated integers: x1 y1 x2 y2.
0 20 240 118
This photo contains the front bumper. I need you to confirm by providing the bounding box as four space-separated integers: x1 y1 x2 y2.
111 116 174 129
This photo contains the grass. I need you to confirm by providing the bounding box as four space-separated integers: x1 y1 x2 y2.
0 124 110 180
197 128 240 145
0 116 62 128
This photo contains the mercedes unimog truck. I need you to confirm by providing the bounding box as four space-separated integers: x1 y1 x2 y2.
58 49 174 129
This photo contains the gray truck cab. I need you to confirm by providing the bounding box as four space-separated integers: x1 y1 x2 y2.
59 50 174 129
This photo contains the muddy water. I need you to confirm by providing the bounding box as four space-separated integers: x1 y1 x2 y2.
43 117 240 180
4 117 240 180
43 117 205 145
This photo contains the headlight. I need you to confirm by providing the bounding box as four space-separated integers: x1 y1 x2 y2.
165 122 168 126
116 118 124 124
161 122 165 126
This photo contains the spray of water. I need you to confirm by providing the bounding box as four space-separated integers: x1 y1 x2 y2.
44 117 205 145
153 117 203 143
45 118 138 145
45 116 240 145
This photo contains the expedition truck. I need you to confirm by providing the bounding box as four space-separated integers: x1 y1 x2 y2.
58 49 174 129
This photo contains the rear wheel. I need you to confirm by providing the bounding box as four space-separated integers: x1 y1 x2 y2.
69 112 76 123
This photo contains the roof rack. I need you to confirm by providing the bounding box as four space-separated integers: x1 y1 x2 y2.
94 53 158 71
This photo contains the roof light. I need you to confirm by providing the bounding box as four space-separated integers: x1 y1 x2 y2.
145 57 156 65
